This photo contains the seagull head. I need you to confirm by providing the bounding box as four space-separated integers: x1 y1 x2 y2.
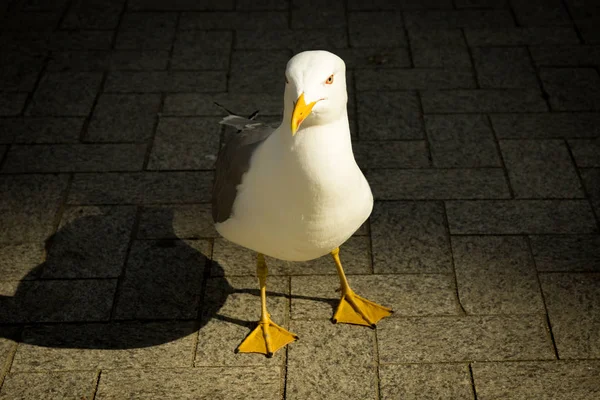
284 50 348 135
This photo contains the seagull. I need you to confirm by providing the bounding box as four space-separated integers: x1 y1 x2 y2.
212 50 392 357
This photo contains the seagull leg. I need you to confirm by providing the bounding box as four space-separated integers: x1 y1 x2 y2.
236 253 298 357
331 247 392 327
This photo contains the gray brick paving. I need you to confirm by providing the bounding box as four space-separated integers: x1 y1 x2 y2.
1 1 599 398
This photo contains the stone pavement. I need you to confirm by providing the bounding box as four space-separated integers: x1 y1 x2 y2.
1 0 600 398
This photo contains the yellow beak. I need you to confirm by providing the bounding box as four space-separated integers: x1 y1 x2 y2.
291 93 317 135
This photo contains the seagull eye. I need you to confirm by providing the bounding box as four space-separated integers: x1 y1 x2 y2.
325 74 334 85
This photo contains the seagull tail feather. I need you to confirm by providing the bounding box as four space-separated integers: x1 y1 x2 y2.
214 102 262 131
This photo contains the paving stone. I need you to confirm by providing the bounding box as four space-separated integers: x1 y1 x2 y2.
465 27 580 46
0 279 116 323
379 363 473 400
179 11 288 30
446 200 598 234
229 50 291 93
0 174 68 242
581 168 600 204
331 48 411 69
68 172 213 204
353 141 429 168
87 94 161 142
148 117 220 170
568 139 600 167
0 145 6 162
164 93 282 116
452 236 544 314
212 236 371 276
472 360 600 400
357 91 423 140
95 367 281 400
1 10 62 31
377 315 554 363
420 89 547 113
291 0 345 29
0 31 112 54
408 28 466 47
287 364 376 400
540 67 600 111
0 243 44 281
500 139 583 198
42 206 136 278
491 113 600 139
348 0 453 9
129 0 234 10
540 273 600 358
511 0 571 26
16 0 70 10
348 12 407 47
0 54 45 91
371 201 452 273
411 47 473 69
2 144 146 173
0 371 97 400
291 274 461 320
11 322 197 370
26 72 103 116
116 12 177 50
472 47 538 88
578 20 600 45
114 239 209 319
405 9 514 28
104 71 227 92
48 50 170 71
138 204 218 239
425 115 500 168
288 319 374 366
171 31 232 70
2 117 84 143
62 0 123 29
0 93 27 116
367 169 509 200
531 235 600 272
356 69 475 91
235 28 347 51
195 276 288 366
530 45 600 66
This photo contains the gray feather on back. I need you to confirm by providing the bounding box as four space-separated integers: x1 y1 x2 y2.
212 115 275 223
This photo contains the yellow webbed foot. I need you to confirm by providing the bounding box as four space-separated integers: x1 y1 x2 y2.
332 290 392 328
236 319 298 357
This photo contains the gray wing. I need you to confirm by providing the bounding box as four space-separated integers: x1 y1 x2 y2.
212 115 276 223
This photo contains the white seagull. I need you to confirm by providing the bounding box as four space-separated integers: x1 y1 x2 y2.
212 50 392 357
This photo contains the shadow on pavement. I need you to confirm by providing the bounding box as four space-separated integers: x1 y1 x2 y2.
0 208 332 349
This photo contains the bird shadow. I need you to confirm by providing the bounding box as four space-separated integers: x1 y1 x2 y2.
0 208 334 349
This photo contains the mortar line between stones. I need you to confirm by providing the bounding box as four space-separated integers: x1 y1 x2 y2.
374 328 382 400
54 0 73 30
507 0 520 28
442 202 467 315
486 114 515 198
110 0 129 49
191 237 214 367
560 0 585 44
468 363 478 400
142 93 165 170
525 236 560 360
525 45 552 112
399 11 414 69
461 28 480 89
166 11 181 71
109 205 142 320
19 48 49 119
0 335 19 393
0 144 10 172
45 174 74 262
565 140 600 230
90 369 102 400
79 72 108 142
415 91 433 166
